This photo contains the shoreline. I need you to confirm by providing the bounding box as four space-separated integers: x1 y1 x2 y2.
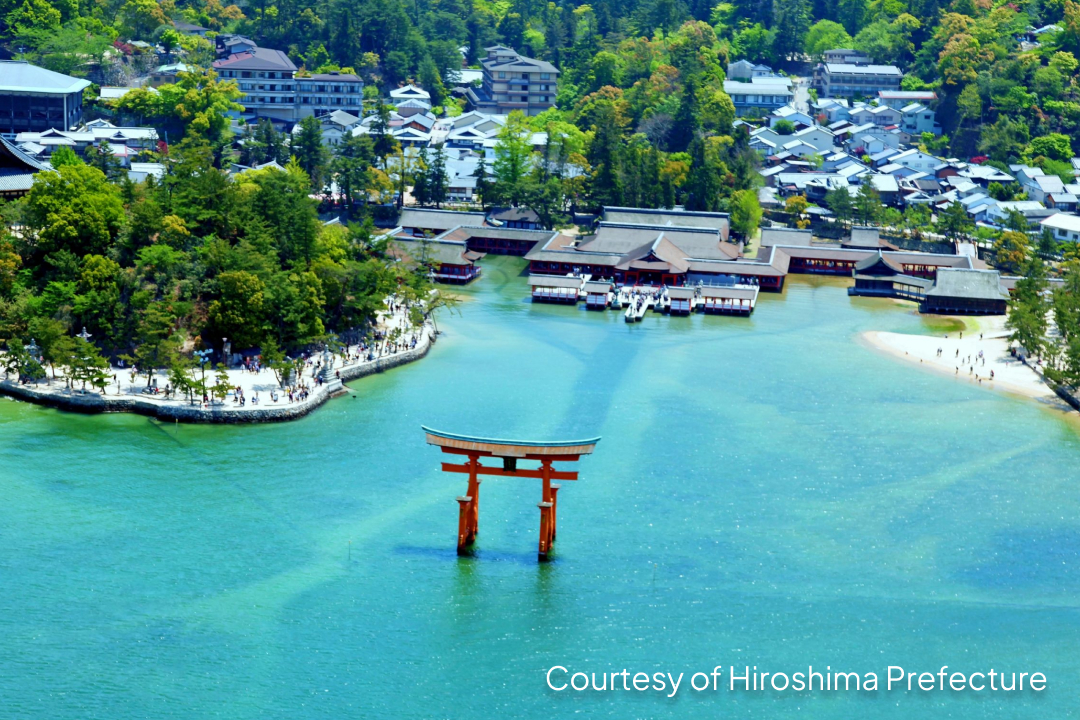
860 316 1076 413
0 323 436 424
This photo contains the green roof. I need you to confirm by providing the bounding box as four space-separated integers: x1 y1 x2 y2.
422 426 601 447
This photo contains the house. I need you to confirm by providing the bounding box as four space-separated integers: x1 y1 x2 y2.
850 104 901 128
789 126 835 152
148 63 191 88
1026 174 1066 204
301 110 359 146
727 60 777 81
987 201 1052 228
769 106 814 129
723 77 793 116
813 98 851 123
1048 193 1079 212
216 34 258 56
1041 213 1080 242
889 148 942 173
900 103 939 136
172 20 209 36
465 46 559 116
814 63 903 98
395 98 432 117
0 60 91 134
390 84 432 105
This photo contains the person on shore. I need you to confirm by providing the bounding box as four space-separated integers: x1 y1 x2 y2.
991 370 995 380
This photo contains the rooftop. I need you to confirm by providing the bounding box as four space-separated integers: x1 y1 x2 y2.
0 60 92 94
925 268 1007 300
824 63 903 76
212 48 297 73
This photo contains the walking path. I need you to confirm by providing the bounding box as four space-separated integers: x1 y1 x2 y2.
862 315 1072 411
0 301 435 423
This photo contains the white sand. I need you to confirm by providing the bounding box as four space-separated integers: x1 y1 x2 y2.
862 315 1073 411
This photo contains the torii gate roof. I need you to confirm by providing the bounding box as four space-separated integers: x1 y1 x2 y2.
422 426 600 458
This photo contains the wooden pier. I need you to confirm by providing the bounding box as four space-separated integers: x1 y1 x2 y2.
423 427 600 561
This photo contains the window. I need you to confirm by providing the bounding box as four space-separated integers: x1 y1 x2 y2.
499 72 506 78
541 73 550 79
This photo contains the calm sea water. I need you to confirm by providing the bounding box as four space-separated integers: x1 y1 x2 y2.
2 256 1079 719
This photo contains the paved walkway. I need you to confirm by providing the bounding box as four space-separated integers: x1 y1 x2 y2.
1 300 431 420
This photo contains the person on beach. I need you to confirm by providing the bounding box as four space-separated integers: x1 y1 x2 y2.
991 370 995 380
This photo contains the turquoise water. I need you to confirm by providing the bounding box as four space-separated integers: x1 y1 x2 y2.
2 256 1079 718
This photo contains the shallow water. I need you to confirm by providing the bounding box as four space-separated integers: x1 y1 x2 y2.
2 256 1078 719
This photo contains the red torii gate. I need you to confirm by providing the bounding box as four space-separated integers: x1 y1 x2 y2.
422 426 600 561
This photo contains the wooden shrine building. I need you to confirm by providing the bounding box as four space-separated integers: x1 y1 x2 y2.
423 426 600 561
583 280 613 309
529 274 583 303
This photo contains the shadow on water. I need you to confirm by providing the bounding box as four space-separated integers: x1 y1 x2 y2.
393 543 545 566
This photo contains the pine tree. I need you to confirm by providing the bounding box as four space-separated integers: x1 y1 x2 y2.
429 144 449 209
412 147 432 206
291 116 330 191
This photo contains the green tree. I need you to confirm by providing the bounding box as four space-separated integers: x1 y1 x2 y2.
935 201 973 240
803 20 853 60
729 189 763 239
291 116 330 191
493 112 534 206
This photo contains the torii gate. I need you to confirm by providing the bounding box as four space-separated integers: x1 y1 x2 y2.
422 426 600 561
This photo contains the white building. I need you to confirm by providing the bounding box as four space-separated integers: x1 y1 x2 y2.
1042 213 1080 241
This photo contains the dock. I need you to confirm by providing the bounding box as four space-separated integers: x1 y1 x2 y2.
529 275 758 318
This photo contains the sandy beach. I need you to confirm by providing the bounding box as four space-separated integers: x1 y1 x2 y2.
862 315 1074 412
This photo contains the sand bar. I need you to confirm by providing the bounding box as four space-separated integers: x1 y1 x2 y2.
862 315 1073 411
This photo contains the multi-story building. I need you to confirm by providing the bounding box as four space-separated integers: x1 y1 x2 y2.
296 71 365 117
214 48 300 123
0 60 91 135
723 77 793 117
822 49 872 65
466 46 559 117
814 63 902 99
213 48 363 124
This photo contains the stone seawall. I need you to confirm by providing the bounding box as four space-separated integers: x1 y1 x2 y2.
0 325 435 424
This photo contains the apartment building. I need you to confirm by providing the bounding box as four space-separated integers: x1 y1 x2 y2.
814 63 902 98
466 46 559 117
